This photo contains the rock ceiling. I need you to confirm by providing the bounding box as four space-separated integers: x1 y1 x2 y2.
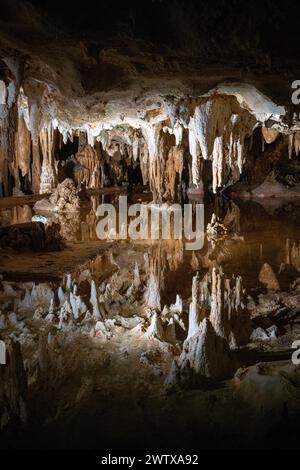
1 0 300 200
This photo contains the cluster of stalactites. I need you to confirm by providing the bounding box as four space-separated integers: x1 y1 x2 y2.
97 127 150 187
1 83 288 200
166 265 249 389
139 95 259 197
188 95 257 192
144 240 184 311
140 123 185 203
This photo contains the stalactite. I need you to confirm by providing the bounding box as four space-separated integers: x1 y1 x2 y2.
167 318 235 388
75 144 100 189
39 124 57 193
187 273 201 339
0 77 19 196
14 114 31 182
186 267 249 348
141 124 184 203
163 144 184 201
31 141 41 194
188 95 256 193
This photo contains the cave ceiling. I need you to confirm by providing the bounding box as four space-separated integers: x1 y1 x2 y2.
1 0 300 129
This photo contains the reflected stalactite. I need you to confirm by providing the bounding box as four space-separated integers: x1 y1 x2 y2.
291 242 300 272
144 239 184 310
187 266 250 349
166 265 251 389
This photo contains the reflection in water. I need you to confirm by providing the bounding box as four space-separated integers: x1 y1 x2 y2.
2 195 300 295
2 194 300 447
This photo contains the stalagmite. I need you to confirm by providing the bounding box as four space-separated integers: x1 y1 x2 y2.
210 267 224 338
70 290 87 320
58 286 66 306
133 262 141 288
146 311 164 341
144 271 161 310
90 280 102 320
58 299 72 329
169 294 183 315
187 273 201 339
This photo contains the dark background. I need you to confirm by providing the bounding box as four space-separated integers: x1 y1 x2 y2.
1 0 300 60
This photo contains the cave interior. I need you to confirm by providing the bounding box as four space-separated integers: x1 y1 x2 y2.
1 0 300 451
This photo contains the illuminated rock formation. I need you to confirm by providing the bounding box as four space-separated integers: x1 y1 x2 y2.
34 178 90 213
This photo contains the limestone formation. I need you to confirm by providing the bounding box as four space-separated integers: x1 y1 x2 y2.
34 178 90 213
167 318 236 388
1 1 300 452
259 263 280 291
